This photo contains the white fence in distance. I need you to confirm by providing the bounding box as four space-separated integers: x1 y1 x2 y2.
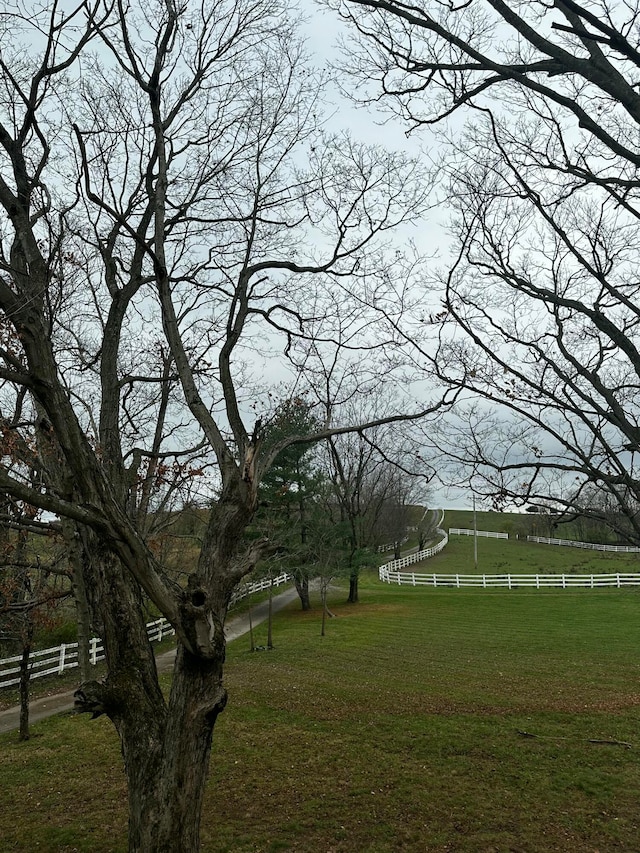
449 528 509 539
0 571 292 690
378 531 449 574
376 536 408 553
527 535 640 553
230 571 292 602
378 569 640 589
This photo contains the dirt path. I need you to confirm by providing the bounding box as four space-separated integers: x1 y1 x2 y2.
0 585 299 735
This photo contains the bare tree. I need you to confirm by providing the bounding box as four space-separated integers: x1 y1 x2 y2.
334 0 640 540
375 468 413 559
322 412 428 600
0 2 444 849
0 497 70 741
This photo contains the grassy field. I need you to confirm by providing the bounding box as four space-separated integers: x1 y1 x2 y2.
417 532 640 577
443 508 525 533
3 563 640 852
442 508 633 544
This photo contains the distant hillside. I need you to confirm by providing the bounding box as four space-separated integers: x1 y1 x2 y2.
443 509 524 534
441 508 628 543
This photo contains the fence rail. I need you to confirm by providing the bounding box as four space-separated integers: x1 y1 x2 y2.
230 571 292 602
378 568 640 589
527 535 640 553
377 536 408 553
0 619 174 689
379 531 449 573
449 528 509 539
0 571 292 690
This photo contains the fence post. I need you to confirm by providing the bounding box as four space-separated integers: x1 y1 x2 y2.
483 574 486 588
158 620 163 642
456 574 460 588
433 574 437 587
562 574 566 589
412 573 416 587
90 637 98 666
536 575 539 589
508 575 512 590
59 643 66 675
617 573 621 588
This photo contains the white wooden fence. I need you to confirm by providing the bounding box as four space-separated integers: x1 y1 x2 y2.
380 520 640 588
378 568 640 589
230 571 292 602
376 537 408 553
0 618 175 690
449 528 509 539
379 531 449 573
0 571 292 690
527 535 640 553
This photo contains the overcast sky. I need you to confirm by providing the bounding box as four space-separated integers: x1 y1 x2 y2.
297 3 479 510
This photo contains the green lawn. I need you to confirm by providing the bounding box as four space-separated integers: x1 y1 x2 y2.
443 508 525 533
415 530 640 576
3 570 640 852
442 508 636 545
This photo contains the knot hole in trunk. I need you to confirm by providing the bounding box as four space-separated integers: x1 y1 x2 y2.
191 589 207 607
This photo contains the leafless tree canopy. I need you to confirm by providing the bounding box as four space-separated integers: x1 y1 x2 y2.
334 0 640 539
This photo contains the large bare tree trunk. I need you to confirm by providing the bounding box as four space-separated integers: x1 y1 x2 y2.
74 542 232 852
122 648 226 853
73 570 93 683
78 646 225 852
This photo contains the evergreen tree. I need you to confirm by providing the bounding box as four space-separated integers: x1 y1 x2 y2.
258 398 323 610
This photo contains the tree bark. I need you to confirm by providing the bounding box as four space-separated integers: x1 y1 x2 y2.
248 604 255 652
321 588 327 637
68 526 93 682
122 647 226 853
267 580 273 650
74 544 231 853
77 648 226 852
347 573 359 604
295 576 311 610
18 640 31 742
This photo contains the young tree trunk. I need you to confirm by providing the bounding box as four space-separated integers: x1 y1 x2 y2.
18 640 31 742
267 580 273 650
248 604 255 652
295 576 311 610
347 573 359 604
321 587 327 637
